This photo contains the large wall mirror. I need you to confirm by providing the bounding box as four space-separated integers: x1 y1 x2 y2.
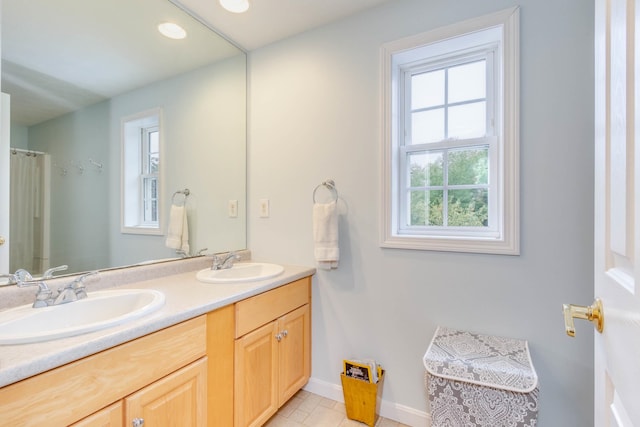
1 0 247 278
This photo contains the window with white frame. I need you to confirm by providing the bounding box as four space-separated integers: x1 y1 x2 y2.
140 125 160 226
121 108 163 235
381 8 519 254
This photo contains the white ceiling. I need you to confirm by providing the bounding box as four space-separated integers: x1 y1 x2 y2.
176 0 393 51
1 0 392 126
2 0 241 126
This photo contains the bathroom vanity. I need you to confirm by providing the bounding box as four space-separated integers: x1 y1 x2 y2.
0 261 314 426
234 277 311 426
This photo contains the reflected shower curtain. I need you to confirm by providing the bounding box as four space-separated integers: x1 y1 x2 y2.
10 152 45 273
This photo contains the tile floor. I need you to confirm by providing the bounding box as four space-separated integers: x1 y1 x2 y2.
264 390 411 427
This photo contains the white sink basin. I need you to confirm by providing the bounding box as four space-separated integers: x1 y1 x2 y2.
196 263 284 283
0 289 165 345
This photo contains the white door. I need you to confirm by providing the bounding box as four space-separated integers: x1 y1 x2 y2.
591 0 640 424
0 93 10 274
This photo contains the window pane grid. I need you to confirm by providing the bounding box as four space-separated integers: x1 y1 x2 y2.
143 128 159 174
407 59 487 145
411 96 488 114
141 175 158 225
403 144 490 228
401 55 492 230
140 126 159 227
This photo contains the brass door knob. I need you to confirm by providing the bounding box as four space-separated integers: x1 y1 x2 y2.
562 298 604 337
0 236 5 246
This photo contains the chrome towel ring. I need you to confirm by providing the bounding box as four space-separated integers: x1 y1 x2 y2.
172 188 190 205
313 180 338 203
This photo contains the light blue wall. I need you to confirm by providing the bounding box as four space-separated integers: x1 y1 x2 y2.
9 125 28 150
107 54 247 267
248 0 594 424
29 102 111 272
27 54 246 272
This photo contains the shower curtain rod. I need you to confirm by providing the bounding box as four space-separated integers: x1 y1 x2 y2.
10 147 47 156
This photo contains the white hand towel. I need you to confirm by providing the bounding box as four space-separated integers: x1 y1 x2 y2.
313 201 339 270
165 204 190 254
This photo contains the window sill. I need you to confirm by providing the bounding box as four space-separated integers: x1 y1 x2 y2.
380 233 519 255
121 226 163 236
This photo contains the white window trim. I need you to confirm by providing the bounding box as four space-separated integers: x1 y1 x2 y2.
380 7 520 255
121 107 164 236
140 124 159 227
399 50 498 236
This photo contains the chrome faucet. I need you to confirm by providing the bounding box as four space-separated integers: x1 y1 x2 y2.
14 268 34 282
15 276 54 308
211 252 240 270
52 271 97 305
11 268 98 308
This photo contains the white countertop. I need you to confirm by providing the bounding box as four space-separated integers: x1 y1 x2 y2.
0 263 315 388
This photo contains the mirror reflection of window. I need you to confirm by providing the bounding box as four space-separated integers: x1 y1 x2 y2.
122 108 163 235
142 126 159 226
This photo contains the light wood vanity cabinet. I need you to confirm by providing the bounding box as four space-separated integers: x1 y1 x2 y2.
71 402 123 427
124 358 207 426
72 358 207 427
0 275 312 427
234 277 311 427
0 316 208 426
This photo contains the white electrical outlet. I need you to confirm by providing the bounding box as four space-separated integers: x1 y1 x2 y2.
259 198 270 218
228 199 238 218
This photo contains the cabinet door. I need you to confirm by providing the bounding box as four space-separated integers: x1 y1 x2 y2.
234 321 279 427
125 358 207 427
71 401 123 427
278 304 311 405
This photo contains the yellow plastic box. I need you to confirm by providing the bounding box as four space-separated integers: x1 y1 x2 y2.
340 370 384 427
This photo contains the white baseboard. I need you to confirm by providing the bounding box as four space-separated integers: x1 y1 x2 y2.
303 376 430 427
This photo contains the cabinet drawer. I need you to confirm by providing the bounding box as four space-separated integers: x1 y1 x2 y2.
126 357 207 426
71 401 123 427
235 277 310 338
0 315 207 426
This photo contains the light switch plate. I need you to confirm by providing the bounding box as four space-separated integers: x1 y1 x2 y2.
228 199 238 218
259 199 270 218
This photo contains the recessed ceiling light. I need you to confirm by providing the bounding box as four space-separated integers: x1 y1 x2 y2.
220 0 250 13
158 22 187 40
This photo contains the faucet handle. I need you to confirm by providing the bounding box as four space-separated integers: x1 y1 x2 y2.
42 265 69 279
211 252 240 270
64 271 98 289
73 271 98 285
69 271 98 292
58 271 98 301
15 277 52 307
15 278 50 291
14 269 34 282
10 268 51 291
221 252 240 268
11 268 49 293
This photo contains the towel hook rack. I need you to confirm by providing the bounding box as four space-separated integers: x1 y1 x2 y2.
53 163 68 176
313 179 338 203
88 158 103 172
172 188 190 205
